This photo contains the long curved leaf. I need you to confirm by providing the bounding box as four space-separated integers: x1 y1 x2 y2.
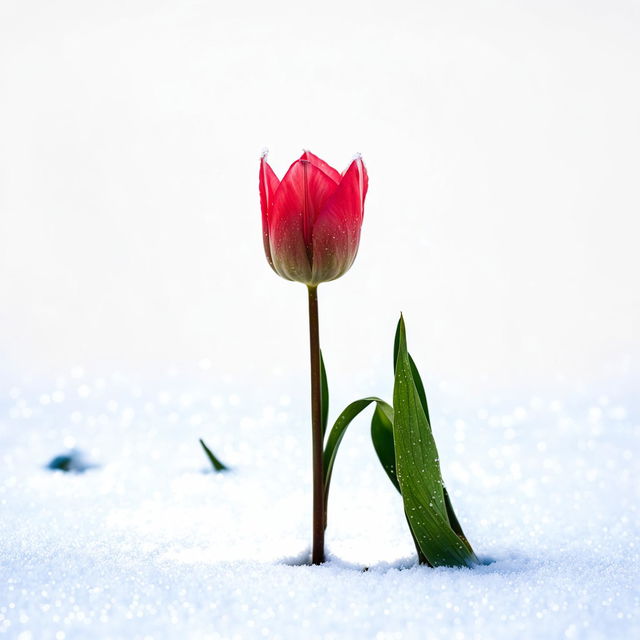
320 350 329 436
370 403 398 491
323 397 391 521
393 316 477 567
444 487 473 551
394 319 430 424
393 317 472 552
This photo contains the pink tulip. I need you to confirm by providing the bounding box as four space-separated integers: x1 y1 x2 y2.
260 150 368 285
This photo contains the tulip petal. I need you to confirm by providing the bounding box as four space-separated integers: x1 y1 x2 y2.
259 155 280 268
300 150 341 185
311 157 368 283
269 159 338 282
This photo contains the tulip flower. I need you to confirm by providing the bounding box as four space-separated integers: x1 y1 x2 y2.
260 150 368 286
259 150 368 564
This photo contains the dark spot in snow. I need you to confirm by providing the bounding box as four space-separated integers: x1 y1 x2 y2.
46 450 95 473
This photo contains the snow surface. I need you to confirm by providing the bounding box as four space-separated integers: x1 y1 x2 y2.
1 369 638 640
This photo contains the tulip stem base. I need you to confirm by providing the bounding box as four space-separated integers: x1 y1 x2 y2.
307 285 325 564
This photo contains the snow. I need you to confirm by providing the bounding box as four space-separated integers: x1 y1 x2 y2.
1 370 638 639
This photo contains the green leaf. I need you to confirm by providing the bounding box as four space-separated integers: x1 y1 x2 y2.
320 350 329 436
325 397 428 565
443 487 473 552
199 438 229 472
394 318 430 424
323 397 391 522
393 315 477 567
370 403 399 491
393 317 473 553
370 404 430 564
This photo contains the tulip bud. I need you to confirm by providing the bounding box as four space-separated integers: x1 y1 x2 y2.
260 150 368 286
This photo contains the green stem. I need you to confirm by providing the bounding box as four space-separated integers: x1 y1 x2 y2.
307 285 325 564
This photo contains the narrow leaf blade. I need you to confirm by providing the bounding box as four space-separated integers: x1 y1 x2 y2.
323 397 385 507
443 487 473 552
199 438 229 472
320 350 329 436
393 317 430 423
370 402 399 492
393 317 472 549
393 316 477 567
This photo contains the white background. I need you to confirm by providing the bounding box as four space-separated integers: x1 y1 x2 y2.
1 0 638 394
